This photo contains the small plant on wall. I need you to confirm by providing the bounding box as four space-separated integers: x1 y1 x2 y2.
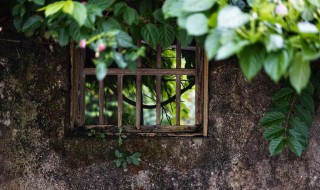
6 0 320 157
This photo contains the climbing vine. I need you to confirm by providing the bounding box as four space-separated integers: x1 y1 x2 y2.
5 0 320 157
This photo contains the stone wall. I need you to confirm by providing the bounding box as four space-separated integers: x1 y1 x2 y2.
0 23 320 190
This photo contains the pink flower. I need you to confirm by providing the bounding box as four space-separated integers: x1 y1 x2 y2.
275 3 288 16
79 39 86 48
98 43 106 52
81 1 87 4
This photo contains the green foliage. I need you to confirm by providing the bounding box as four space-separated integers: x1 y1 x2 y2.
115 128 141 170
259 82 316 157
163 0 320 94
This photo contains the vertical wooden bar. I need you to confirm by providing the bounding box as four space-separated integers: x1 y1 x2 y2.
70 42 76 131
98 80 105 125
156 45 162 126
175 42 181 125
203 54 209 136
118 75 123 128
195 47 204 125
78 49 86 126
136 41 142 129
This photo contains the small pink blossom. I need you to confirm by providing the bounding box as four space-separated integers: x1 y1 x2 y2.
81 1 87 4
275 3 288 16
98 43 106 52
79 39 86 48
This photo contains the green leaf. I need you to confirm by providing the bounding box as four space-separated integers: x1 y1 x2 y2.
116 159 122 167
43 1 65 17
116 31 133 48
185 13 208 36
123 7 139 25
216 40 249 60
140 0 153 18
238 44 265 81
263 125 285 140
22 15 42 33
115 150 121 158
101 18 121 31
299 93 315 113
153 9 166 24
62 1 74 15
263 50 290 82
217 6 249 29
289 54 311 94
72 2 87 26
58 27 69 46
114 52 127 68
271 87 294 102
32 0 45 5
259 111 286 127
96 63 107 81
295 105 313 126
205 29 221 60
122 161 128 169
159 24 175 48
288 137 303 156
141 23 159 49
130 156 140 166
291 117 309 139
176 29 193 47
269 136 286 156
88 0 115 10
162 0 184 18
309 0 320 7
182 0 216 12
132 152 142 158
301 39 320 61
114 2 127 16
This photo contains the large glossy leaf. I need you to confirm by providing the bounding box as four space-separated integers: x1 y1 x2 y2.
205 29 221 60
141 23 159 49
183 0 216 12
259 111 286 127
162 0 184 18
43 1 65 17
299 93 315 113
295 105 313 126
72 2 87 26
238 44 266 81
58 27 69 46
185 13 208 36
269 136 286 156
176 29 193 47
291 117 309 139
217 6 249 29
289 54 311 93
22 15 42 33
271 87 294 102
159 24 175 48
288 136 303 156
116 31 133 48
123 7 139 25
32 0 45 5
263 125 285 140
216 40 249 60
62 1 74 15
88 0 115 10
96 63 107 81
263 50 290 82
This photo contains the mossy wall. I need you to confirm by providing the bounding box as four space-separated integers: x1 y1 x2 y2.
1 23 320 190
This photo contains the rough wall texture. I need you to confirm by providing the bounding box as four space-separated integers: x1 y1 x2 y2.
0 23 319 190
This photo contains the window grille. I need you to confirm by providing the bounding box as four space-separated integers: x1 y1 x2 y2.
70 42 208 136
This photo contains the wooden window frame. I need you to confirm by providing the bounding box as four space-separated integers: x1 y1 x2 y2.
69 42 208 136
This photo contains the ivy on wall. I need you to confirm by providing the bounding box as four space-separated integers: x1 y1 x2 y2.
5 0 320 157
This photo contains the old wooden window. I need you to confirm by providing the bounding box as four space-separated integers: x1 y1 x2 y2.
70 42 208 136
